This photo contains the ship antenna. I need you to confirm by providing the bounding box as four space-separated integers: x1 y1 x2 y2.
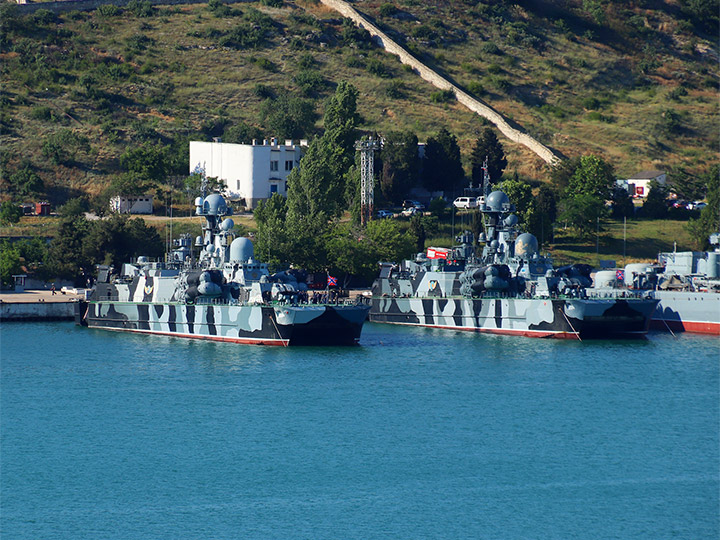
482 156 490 199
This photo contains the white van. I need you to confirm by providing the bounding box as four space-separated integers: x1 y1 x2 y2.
453 196 478 209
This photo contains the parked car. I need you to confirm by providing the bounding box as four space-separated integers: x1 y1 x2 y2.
402 199 425 211
693 202 707 211
400 206 418 217
376 209 394 219
453 196 479 209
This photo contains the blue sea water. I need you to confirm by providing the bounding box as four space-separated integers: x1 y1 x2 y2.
1 322 718 539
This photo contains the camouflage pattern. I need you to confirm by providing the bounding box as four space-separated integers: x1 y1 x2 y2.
370 271 659 339
78 299 369 346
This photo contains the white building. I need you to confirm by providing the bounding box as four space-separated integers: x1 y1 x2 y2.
189 138 307 208
627 170 667 199
109 195 154 214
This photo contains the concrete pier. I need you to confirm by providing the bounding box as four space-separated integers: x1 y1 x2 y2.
0 290 85 321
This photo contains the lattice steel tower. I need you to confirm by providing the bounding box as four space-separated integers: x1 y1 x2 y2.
355 136 380 225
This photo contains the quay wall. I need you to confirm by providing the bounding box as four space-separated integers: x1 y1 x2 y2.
0 301 76 321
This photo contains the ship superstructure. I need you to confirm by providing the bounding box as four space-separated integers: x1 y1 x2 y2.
77 193 369 346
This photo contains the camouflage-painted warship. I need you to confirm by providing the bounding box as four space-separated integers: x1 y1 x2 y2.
595 233 720 335
370 188 659 340
76 193 370 346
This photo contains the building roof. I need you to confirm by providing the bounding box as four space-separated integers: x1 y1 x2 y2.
628 170 665 180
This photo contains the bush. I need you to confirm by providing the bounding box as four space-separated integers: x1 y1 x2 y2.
430 88 455 103
294 70 325 95
466 81 485 95
379 3 397 17
366 58 391 78
126 0 154 17
480 42 502 55
385 81 405 99
96 4 120 17
41 129 89 166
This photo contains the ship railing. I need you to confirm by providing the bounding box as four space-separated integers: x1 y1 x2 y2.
96 295 120 301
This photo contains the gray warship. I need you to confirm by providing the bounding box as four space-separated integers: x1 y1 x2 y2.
593 233 720 335
76 193 370 346
370 189 659 339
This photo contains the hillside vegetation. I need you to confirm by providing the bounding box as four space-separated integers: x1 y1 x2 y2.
0 0 718 207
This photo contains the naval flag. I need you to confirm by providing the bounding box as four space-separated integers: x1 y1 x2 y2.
327 274 338 287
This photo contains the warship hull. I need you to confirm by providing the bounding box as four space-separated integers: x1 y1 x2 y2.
76 300 369 346
650 291 720 335
370 296 658 339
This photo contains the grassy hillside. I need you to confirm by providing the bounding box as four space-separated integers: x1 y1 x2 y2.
0 0 717 207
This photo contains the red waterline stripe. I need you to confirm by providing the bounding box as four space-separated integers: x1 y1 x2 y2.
651 318 720 335
89 326 288 346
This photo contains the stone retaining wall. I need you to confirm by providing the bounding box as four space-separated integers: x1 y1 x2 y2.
319 0 561 165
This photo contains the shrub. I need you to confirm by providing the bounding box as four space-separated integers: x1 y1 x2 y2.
367 58 391 78
466 81 485 95
430 89 454 103
385 81 405 99
480 42 502 55
260 0 283 6
126 0 154 17
294 70 325 95
96 4 120 17
254 84 275 99
379 3 397 17
297 53 315 69
32 9 56 25
41 129 89 166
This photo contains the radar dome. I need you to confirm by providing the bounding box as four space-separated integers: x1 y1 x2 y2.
220 218 235 231
486 190 510 212
515 233 539 259
504 214 518 227
230 237 255 263
203 193 227 216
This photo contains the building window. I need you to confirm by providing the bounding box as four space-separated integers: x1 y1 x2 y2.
270 184 278 193
285 160 294 171
270 161 278 172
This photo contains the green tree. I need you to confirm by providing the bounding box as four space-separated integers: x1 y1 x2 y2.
687 164 719 249
260 93 316 140
253 192 290 268
0 201 22 225
529 185 557 246
422 128 464 193
0 241 22 286
58 197 88 219
610 186 635 219
47 215 92 280
82 215 164 269
640 180 669 219
470 128 507 187
559 193 608 239
379 130 420 205
41 129 89 166
119 143 172 186
8 161 43 196
565 154 615 200
286 82 360 223
499 174 534 229
549 156 580 197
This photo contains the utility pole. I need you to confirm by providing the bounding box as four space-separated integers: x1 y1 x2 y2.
355 136 380 226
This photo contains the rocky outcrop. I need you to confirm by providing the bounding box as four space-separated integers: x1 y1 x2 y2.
319 0 562 165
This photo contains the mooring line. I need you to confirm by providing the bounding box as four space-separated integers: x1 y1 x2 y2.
561 308 582 342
